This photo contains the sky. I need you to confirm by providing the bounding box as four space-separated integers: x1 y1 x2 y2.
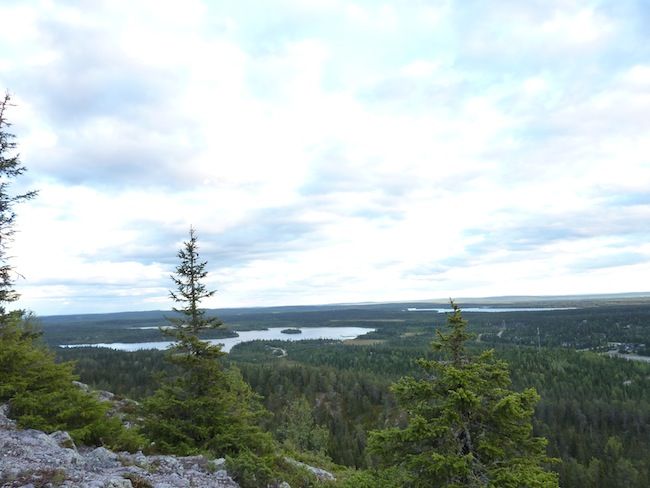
0 0 649 316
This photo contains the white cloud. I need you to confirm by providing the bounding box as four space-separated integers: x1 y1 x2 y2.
344 4 398 31
540 8 613 45
1 0 648 314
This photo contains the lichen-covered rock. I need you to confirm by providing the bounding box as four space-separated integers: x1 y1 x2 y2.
0 403 16 429
103 478 133 488
50 430 77 450
0 392 335 487
285 457 336 481
97 390 116 402
72 382 139 425
85 446 121 470
0 425 240 487
72 380 91 392
0 427 83 487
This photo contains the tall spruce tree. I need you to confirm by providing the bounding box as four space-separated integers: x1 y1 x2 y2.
0 93 37 321
163 226 224 364
143 228 272 456
368 301 559 487
0 93 144 451
167 226 223 336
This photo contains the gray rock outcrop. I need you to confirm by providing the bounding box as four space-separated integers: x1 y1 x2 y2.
0 400 335 488
0 404 15 430
0 406 239 488
285 458 336 482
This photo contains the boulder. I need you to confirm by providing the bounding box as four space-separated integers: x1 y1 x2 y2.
0 403 16 429
50 430 77 450
104 478 133 488
85 446 121 470
0 424 241 487
96 390 116 402
284 457 336 481
72 380 90 391
0 385 241 487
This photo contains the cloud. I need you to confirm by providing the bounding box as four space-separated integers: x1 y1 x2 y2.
571 252 649 271
1 0 648 314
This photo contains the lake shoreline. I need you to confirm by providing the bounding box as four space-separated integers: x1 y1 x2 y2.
60 326 376 353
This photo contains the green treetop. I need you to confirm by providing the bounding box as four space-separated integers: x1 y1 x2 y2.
163 226 225 368
368 301 559 487
168 226 223 335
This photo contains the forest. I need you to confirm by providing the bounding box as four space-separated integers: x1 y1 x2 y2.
51 299 650 487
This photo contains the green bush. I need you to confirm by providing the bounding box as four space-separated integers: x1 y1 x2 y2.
333 467 408 488
226 451 320 488
0 315 147 451
226 451 278 488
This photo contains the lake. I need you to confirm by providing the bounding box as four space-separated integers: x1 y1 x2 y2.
406 307 577 313
60 326 376 353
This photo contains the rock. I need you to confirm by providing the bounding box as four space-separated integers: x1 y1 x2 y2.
72 380 90 391
132 450 149 467
0 418 240 487
0 403 16 429
212 457 226 469
85 447 121 470
0 428 82 483
104 478 133 488
50 430 77 450
97 390 116 402
284 457 336 481
304 465 336 481
69 385 136 433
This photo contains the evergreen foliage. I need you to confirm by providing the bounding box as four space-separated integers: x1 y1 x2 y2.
143 228 273 457
0 93 37 320
276 396 330 455
0 313 145 450
0 95 142 451
225 451 321 488
166 226 222 336
369 301 559 487
55 315 650 486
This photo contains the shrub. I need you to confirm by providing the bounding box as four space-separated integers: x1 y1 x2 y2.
0 315 147 451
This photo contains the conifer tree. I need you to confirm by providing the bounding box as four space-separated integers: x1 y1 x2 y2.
368 301 559 487
0 93 144 451
167 226 223 336
0 93 37 321
276 396 329 455
143 228 273 456
0 312 146 450
162 226 225 368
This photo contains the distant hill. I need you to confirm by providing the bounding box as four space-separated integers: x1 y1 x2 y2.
38 291 650 324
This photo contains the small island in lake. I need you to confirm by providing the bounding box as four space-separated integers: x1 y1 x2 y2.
280 328 302 335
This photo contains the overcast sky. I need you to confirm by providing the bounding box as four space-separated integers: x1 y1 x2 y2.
0 0 649 316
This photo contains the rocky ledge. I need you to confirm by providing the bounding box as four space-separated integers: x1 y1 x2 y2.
0 404 238 488
0 404 336 488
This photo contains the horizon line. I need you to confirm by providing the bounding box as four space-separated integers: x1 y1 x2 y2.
35 291 650 318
